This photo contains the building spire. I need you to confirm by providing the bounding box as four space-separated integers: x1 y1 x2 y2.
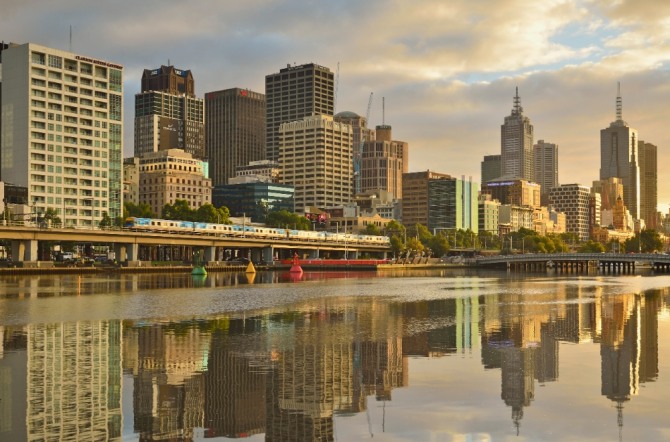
512 87 523 116
616 82 622 122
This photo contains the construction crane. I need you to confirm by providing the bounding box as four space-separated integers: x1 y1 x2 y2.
354 92 373 196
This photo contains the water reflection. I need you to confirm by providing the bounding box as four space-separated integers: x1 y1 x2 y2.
0 275 669 440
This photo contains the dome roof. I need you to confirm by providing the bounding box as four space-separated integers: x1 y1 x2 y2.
334 110 361 119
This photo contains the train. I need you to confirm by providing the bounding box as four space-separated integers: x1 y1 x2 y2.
123 217 390 246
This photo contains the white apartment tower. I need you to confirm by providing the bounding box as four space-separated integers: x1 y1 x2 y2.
279 115 353 212
501 88 534 181
0 42 123 226
548 184 591 241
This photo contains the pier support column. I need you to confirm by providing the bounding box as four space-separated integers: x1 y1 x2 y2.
262 247 274 263
115 244 127 262
308 249 320 259
126 244 138 262
10 240 38 262
204 246 217 263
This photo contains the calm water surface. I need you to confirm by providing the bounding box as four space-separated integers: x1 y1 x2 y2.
1 269 670 441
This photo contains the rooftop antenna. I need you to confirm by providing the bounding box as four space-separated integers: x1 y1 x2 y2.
616 82 622 122
382 97 386 125
513 86 523 115
69 25 72 52
168 59 170 67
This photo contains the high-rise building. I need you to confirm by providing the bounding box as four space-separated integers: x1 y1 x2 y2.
334 111 376 195
360 125 408 199
0 42 123 226
600 84 640 220
265 63 334 162
638 140 657 229
205 88 265 186
278 115 352 212
533 140 558 202
481 154 502 185
134 66 205 160
548 184 591 241
501 88 534 180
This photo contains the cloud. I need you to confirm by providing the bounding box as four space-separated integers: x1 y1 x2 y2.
2 0 670 204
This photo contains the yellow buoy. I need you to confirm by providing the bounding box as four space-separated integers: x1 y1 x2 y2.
246 261 256 274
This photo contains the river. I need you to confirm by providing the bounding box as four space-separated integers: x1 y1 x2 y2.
1 269 669 441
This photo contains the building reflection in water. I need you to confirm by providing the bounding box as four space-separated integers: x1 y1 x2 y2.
0 280 669 441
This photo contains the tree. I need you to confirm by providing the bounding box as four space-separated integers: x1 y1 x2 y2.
195 204 231 224
640 229 663 252
124 201 156 218
98 211 112 229
363 223 382 236
162 199 193 221
42 208 61 227
577 240 606 253
405 237 424 256
427 234 449 257
265 210 311 230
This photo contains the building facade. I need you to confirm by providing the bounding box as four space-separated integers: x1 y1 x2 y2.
360 125 408 199
278 115 353 212
478 194 500 235
334 111 375 196
638 140 657 229
205 88 265 186
212 182 294 222
501 88 534 180
600 86 640 220
548 184 591 241
533 140 558 202
122 157 140 205
481 154 502 186
427 176 479 234
230 160 280 184
135 66 205 160
265 63 334 163
141 65 194 97
0 42 123 226
138 149 211 216
481 178 541 208
401 170 452 227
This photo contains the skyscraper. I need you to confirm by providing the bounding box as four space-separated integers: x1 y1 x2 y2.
134 66 205 160
600 84 640 220
205 88 265 186
265 63 334 162
0 42 123 225
638 140 657 229
501 88 534 181
533 140 558 202
278 115 352 212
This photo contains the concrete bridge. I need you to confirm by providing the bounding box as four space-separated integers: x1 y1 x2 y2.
0 225 390 264
476 252 670 273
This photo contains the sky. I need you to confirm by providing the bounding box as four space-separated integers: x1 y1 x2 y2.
2 0 670 210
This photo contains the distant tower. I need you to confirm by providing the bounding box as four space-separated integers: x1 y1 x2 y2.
638 140 658 229
205 88 265 186
501 88 534 180
481 154 502 186
533 140 559 204
134 66 205 160
265 63 334 163
600 83 640 219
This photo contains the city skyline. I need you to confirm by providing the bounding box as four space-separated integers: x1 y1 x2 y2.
3 1 669 210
